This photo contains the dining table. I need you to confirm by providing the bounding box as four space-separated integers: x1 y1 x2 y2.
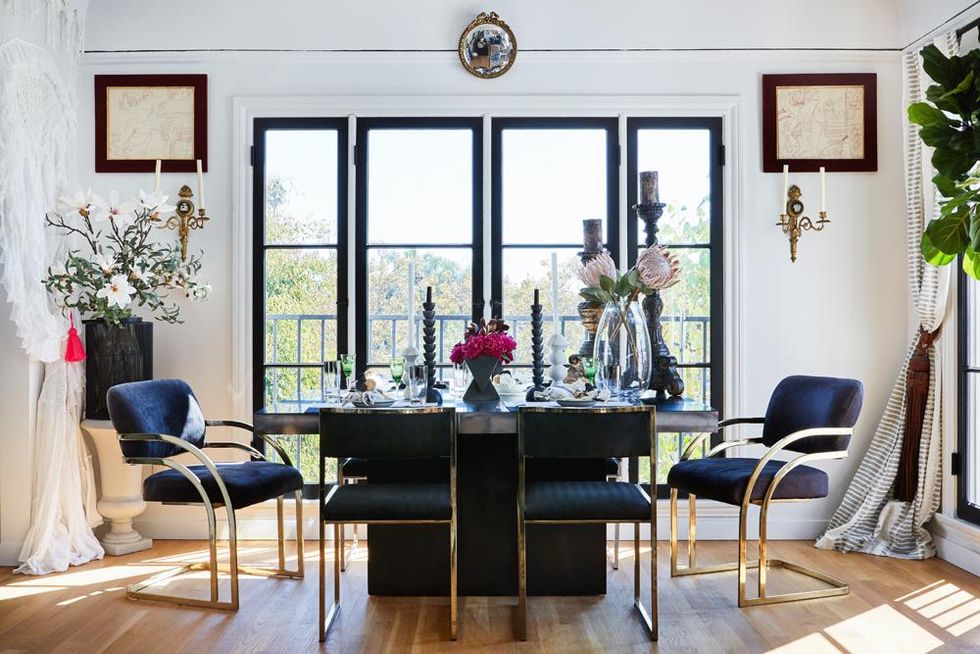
255 395 717 597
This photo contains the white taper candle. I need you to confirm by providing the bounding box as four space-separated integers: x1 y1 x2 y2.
550 252 560 330
819 166 826 212
407 260 416 348
782 164 789 209
196 159 205 208
154 159 161 192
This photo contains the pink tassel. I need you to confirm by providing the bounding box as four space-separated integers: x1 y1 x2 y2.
65 314 86 362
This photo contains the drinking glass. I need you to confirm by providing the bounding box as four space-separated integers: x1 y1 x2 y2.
601 363 621 397
388 357 405 387
408 365 427 405
322 360 341 403
453 362 468 398
582 356 598 385
340 353 356 390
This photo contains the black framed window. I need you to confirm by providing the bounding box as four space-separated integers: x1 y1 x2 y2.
958 268 980 525
491 118 619 364
252 118 348 488
627 117 724 492
354 118 484 378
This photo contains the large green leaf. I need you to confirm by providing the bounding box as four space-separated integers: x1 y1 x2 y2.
933 174 958 198
921 230 957 266
933 147 975 179
598 274 615 293
922 44 960 91
965 247 980 280
919 124 958 148
908 102 952 127
940 70 976 100
925 212 970 254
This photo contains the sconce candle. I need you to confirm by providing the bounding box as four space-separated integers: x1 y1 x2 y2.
639 170 659 204
154 159 161 193
196 159 205 208
782 164 789 207
819 166 826 212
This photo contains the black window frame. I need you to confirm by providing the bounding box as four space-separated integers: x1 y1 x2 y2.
251 117 350 413
626 117 725 497
490 117 620 348
958 264 980 525
354 117 485 379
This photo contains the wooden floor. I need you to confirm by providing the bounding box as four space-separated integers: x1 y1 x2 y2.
1 540 979 653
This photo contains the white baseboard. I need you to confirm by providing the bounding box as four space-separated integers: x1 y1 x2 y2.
932 513 980 577
0 543 23 567
135 500 828 542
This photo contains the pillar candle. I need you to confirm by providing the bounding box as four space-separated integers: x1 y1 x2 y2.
550 252 560 330
407 261 416 347
196 159 205 208
639 171 659 204
819 166 826 213
154 159 161 193
582 219 603 253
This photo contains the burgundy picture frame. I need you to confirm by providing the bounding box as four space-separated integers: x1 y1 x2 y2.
762 73 877 173
95 74 208 173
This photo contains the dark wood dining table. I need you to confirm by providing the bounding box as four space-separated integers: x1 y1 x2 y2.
255 396 717 596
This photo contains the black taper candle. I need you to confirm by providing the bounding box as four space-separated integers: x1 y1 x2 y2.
527 288 545 400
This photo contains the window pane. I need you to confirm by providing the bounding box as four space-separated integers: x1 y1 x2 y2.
634 129 711 244
501 248 585 364
367 130 473 244
649 247 711 364
265 248 338 365
969 280 980 367
501 129 608 244
266 434 337 484
367 248 472 365
969 374 980 508
264 130 338 244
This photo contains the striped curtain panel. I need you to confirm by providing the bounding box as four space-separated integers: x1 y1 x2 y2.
815 33 957 559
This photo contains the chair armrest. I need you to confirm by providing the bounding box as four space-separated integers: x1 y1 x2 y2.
717 416 766 430
205 419 294 468
204 441 266 461
678 416 765 460
741 426 852 509
117 432 235 510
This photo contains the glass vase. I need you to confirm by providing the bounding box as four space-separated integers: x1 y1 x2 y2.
592 298 652 398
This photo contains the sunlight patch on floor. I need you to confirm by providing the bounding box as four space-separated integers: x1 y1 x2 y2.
0 585 65 601
6 565 175 588
824 605 944 653
900 580 980 640
766 632 843 653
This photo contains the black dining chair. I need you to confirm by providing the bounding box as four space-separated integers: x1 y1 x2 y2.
517 405 658 641
319 406 457 642
337 457 367 572
667 375 863 607
106 379 304 611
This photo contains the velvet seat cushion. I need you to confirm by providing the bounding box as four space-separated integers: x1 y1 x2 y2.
667 457 829 506
143 461 303 509
524 481 651 521
322 483 451 522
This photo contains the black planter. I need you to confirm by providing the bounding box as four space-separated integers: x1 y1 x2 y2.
84 318 153 420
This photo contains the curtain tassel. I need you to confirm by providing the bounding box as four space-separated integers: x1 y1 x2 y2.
64 314 86 362
894 326 940 502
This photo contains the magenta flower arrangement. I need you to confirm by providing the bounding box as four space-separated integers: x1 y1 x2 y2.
449 319 517 364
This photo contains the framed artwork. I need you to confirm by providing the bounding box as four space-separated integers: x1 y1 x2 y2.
95 74 207 173
762 73 877 172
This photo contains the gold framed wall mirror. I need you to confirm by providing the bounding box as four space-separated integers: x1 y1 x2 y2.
458 12 517 79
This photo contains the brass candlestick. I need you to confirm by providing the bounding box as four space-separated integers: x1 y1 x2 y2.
778 185 829 263
162 185 209 260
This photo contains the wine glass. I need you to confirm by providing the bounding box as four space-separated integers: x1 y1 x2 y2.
453 363 468 398
408 365 427 405
339 353 356 391
388 356 405 389
322 360 341 403
582 356 598 385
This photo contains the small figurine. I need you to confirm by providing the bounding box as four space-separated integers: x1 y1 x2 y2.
563 354 587 384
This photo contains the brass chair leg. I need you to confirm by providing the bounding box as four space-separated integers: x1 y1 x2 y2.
319 521 342 642
450 513 458 641
613 523 620 570
517 512 527 641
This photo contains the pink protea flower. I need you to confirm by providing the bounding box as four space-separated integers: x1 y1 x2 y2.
636 245 681 290
577 251 618 288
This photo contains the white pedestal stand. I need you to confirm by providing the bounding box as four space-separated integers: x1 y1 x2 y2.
82 420 152 555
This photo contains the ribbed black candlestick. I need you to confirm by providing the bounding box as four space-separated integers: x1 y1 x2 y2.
422 286 441 404
528 288 545 400
636 202 684 399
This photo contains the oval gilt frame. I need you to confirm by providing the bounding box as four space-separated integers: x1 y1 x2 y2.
458 12 517 79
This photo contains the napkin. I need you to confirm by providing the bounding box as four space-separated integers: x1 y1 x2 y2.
533 379 610 402
342 388 396 406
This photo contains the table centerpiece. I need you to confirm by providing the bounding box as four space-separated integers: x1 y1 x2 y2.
449 318 517 402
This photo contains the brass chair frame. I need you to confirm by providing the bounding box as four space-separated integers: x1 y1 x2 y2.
337 462 366 572
119 420 304 611
669 417 851 607
517 406 658 642
319 407 458 642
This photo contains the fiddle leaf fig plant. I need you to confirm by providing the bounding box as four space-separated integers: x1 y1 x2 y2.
908 44 980 277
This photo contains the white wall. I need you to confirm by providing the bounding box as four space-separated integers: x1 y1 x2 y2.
74 1 911 539
896 0 977 47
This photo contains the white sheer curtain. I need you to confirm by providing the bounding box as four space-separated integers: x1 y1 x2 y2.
0 33 103 574
815 33 957 558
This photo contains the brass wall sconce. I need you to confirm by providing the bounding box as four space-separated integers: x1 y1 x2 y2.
162 185 209 260
778 185 828 263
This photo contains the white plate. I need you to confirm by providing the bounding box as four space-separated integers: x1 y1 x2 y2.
556 398 596 408
351 399 396 408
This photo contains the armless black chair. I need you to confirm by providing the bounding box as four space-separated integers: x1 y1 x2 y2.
106 379 304 611
319 407 457 642
667 375 863 607
338 457 366 572
517 405 657 641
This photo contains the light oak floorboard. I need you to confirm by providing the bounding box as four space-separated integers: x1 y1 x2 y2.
1 540 979 653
